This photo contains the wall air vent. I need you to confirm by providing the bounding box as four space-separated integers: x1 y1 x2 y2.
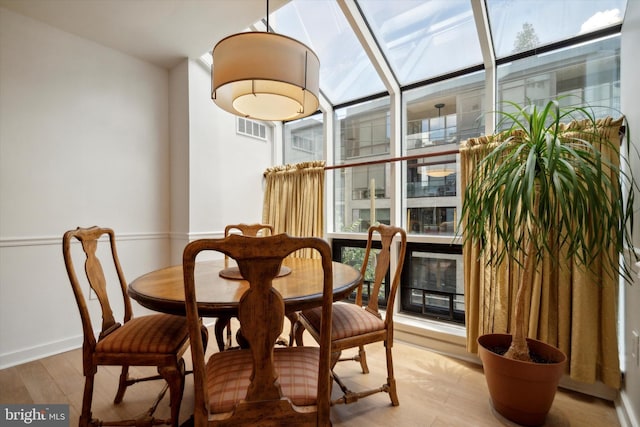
237 117 267 141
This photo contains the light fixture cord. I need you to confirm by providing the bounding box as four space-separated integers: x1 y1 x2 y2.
266 0 269 32
299 50 308 114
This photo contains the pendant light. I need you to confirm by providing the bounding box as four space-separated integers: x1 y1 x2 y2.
211 0 320 122
425 165 454 178
425 102 454 177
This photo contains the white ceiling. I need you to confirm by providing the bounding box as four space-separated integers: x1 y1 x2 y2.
0 0 289 69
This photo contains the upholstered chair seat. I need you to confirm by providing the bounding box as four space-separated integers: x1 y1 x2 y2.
206 347 321 414
301 302 385 341
94 314 188 355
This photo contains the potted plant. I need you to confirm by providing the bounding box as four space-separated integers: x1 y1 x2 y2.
459 99 636 426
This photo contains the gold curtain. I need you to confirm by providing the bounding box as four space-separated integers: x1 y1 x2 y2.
460 117 623 389
262 161 325 258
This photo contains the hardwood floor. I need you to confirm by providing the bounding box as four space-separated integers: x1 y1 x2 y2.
0 325 619 426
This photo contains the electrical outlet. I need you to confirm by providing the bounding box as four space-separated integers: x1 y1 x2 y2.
633 330 639 367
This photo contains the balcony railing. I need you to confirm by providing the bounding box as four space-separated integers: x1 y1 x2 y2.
406 182 456 198
403 287 465 324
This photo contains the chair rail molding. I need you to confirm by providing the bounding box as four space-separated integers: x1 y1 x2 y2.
0 232 169 248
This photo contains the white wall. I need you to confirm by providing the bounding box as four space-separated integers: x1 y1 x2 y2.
186 60 273 239
165 59 274 263
621 1 640 425
0 7 271 367
168 60 191 262
0 7 174 367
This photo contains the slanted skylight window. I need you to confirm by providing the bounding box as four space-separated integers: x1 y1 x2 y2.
201 0 627 116
268 0 386 105
486 0 627 58
358 0 483 86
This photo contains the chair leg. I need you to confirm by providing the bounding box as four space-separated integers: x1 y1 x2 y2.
357 345 369 374
159 359 186 427
114 365 129 404
80 373 95 427
336 346 369 373
200 323 209 353
330 351 341 369
294 320 305 346
225 320 232 347
331 343 399 406
385 342 399 406
214 315 231 351
285 312 299 346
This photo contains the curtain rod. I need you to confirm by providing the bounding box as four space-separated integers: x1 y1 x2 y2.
324 149 460 171
323 122 625 172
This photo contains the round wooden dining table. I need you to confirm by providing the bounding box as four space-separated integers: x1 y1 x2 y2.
128 257 362 318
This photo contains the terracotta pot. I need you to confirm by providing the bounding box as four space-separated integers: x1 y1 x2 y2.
477 333 567 426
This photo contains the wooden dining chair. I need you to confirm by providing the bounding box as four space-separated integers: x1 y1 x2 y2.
63 226 197 427
224 223 274 239
214 223 274 351
183 233 334 426
295 224 407 406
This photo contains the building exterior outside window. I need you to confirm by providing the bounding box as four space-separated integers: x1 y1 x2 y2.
497 36 621 119
332 239 389 307
334 97 391 232
288 35 621 325
401 243 464 324
402 71 486 238
284 115 324 164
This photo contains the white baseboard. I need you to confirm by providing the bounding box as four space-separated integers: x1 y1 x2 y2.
558 376 617 401
0 318 218 370
393 314 477 364
0 335 83 370
617 390 640 427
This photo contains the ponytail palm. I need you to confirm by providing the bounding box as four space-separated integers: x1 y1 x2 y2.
460 99 636 361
